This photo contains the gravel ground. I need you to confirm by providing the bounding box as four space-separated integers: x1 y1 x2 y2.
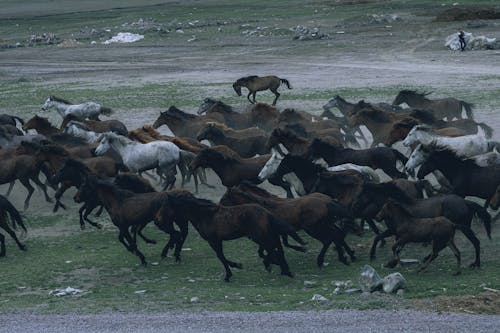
1 310 500 333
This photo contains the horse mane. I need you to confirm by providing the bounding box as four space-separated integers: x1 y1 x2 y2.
235 75 259 84
209 145 242 162
205 121 232 133
31 115 57 129
169 192 218 209
64 157 91 172
41 143 70 157
93 176 136 200
105 132 131 145
210 100 238 115
163 106 198 119
279 108 307 122
399 90 431 99
283 123 309 138
67 120 92 131
236 182 275 198
364 182 414 204
273 127 308 143
409 109 437 124
355 108 391 123
430 147 479 167
50 95 73 105
412 124 434 133
394 117 420 129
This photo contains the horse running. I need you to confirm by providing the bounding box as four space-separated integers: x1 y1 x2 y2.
403 124 489 157
41 96 113 121
95 132 180 189
233 75 292 105
0 194 27 257
392 90 473 120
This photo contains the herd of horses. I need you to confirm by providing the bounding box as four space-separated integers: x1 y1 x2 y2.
0 81 499 282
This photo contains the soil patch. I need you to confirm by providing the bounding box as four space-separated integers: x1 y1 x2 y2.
414 291 500 315
436 7 500 22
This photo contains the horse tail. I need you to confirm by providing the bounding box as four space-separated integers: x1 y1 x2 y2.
279 78 292 89
477 122 493 139
1 197 27 233
391 148 408 165
465 200 491 239
461 101 474 119
99 106 114 116
269 215 306 246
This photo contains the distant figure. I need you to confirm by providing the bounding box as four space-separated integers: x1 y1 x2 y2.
458 30 466 51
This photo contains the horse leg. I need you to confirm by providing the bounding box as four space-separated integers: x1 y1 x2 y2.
385 239 404 268
365 219 386 247
5 181 15 197
156 219 181 260
137 223 157 244
208 240 234 282
458 227 481 268
53 183 70 212
268 174 294 198
246 92 254 104
1 224 27 251
81 202 102 229
369 229 394 260
281 235 306 253
270 88 280 106
19 178 34 211
252 92 257 104
172 220 189 262
448 240 462 276
31 174 53 203
273 240 293 277
122 227 147 265
118 229 133 252
418 241 445 273
0 233 5 257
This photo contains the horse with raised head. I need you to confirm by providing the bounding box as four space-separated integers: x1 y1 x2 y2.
392 90 474 120
233 75 291 105
0 194 27 257
41 95 113 121
156 191 305 281
220 183 357 267
152 106 211 139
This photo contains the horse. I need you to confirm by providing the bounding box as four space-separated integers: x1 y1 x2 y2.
60 114 128 136
0 194 27 257
0 114 24 127
196 122 269 158
232 75 292 105
1 146 53 210
95 132 180 189
198 99 280 132
323 95 403 117
41 95 113 121
375 200 462 275
219 183 357 267
306 137 408 179
392 90 474 120
74 174 181 266
152 106 211 139
469 148 500 167
63 121 102 143
402 124 490 157
369 192 491 268
155 191 305 281
414 147 500 208
258 152 365 209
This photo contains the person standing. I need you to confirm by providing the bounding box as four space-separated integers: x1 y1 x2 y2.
458 30 466 51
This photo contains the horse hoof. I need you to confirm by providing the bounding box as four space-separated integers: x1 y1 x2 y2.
453 271 461 276
234 263 243 269
20 245 27 251
469 262 480 269
80 224 86 230
282 271 294 278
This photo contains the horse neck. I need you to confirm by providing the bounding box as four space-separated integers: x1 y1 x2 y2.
50 101 70 113
336 98 356 116
404 95 427 108
414 131 433 145
45 153 68 171
92 184 122 212
29 122 60 135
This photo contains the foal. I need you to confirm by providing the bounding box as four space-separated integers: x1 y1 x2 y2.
375 200 461 275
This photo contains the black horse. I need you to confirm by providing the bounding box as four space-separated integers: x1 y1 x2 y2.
0 194 27 256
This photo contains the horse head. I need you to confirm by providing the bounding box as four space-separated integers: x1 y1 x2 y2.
405 143 431 176
197 98 219 115
232 83 242 96
402 124 432 147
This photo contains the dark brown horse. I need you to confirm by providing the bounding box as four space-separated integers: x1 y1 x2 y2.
60 114 128 136
233 75 291 105
392 90 474 120
156 191 305 281
151 106 211 139
0 194 27 257
74 174 182 265
0 114 24 127
375 200 461 275
306 137 408 179
220 183 357 267
196 122 269 158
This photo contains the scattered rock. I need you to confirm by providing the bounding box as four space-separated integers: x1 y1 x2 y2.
26 33 61 47
445 31 497 50
311 294 328 301
368 14 402 23
293 25 330 41
102 32 144 45
190 296 199 303
359 265 383 292
134 290 147 294
49 286 84 297
304 280 318 287
383 272 406 293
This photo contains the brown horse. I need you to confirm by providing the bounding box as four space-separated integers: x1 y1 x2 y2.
0 194 27 256
220 183 357 267
60 114 128 136
490 185 500 210
392 90 474 120
74 174 184 265
233 75 291 105
152 106 212 139
375 200 462 275
190 145 271 187
196 122 269 158
198 98 280 132
156 191 305 281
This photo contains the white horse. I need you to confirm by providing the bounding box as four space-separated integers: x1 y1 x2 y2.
63 121 101 143
468 147 500 167
95 132 180 189
403 124 489 157
41 95 113 120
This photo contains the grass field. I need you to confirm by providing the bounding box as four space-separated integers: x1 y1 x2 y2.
1 0 500 314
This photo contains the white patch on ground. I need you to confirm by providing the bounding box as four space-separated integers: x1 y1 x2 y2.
102 32 144 45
